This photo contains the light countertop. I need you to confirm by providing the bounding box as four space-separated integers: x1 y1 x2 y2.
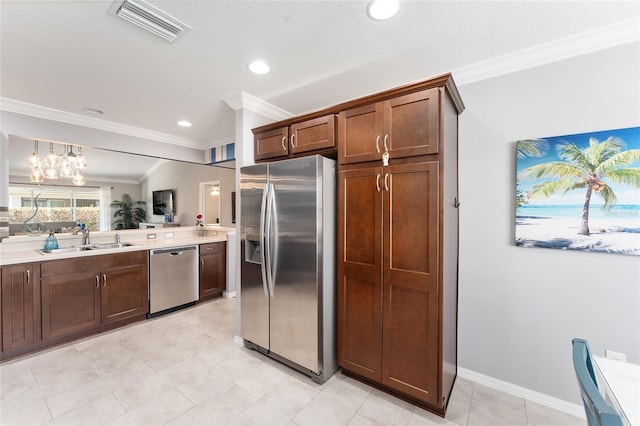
0 226 235 266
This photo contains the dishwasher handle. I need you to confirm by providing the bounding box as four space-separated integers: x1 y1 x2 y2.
150 246 197 256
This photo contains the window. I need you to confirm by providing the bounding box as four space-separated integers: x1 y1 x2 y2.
9 184 101 232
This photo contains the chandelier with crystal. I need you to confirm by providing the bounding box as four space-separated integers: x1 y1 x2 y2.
28 140 88 186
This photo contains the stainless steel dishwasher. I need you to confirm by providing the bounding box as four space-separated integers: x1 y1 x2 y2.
148 245 198 317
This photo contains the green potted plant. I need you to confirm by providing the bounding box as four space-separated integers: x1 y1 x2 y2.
111 194 146 229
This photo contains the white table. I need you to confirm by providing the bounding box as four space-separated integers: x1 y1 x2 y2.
593 356 640 426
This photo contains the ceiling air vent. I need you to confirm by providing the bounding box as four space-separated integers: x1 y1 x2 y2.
108 0 191 43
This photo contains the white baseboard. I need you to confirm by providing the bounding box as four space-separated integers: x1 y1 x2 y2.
457 367 586 419
233 335 244 347
223 291 236 298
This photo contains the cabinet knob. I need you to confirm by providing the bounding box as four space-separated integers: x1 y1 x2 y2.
96 275 100 288
291 134 296 149
26 269 30 284
375 135 381 153
384 173 390 191
281 136 287 151
103 274 107 287
201 258 205 269
376 174 381 192
383 134 389 152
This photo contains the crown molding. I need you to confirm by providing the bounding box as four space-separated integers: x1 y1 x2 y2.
453 17 640 85
0 98 203 149
223 91 294 121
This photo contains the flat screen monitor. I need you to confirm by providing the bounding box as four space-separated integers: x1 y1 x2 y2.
152 189 174 216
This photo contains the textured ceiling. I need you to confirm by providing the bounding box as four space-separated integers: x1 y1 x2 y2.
1 1 639 150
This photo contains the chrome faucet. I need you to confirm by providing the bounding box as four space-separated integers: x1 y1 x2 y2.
73 227 90 245
115 233 121 244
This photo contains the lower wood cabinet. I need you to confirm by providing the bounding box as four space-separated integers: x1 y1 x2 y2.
1 263 40 351
199 242 226 300
338 160 448 412
40 251 148 341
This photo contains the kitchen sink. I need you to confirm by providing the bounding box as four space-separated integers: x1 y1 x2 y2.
38 242 137 254
38 246 94 255
91 242 137 249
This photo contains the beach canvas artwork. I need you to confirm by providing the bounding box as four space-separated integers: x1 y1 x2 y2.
515 126 640 256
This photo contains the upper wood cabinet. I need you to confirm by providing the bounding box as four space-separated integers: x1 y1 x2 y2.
254 115 337 162
1 263 40 352
338 88 440 165
290 115 336 155
254 127 289 161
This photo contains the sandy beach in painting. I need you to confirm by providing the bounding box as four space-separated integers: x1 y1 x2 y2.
516 216 640 255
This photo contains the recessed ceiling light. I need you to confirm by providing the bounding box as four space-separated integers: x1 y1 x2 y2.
177 120 192 127
83 107 104 115
367 0 400 21
248 60 270 75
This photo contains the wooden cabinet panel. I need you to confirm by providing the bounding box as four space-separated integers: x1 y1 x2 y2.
255 115 337 162
254 127 289 161
200 242 226 300
290 115 336 155
1 264 38 351
338 103 383 165
41 271 100 340
382 161 440 404
339 88 440 165
41 252 148 340
386 88 439 159
101 264 148 324
337 167 383 381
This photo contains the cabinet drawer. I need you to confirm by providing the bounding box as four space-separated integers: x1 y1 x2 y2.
200 242 223 255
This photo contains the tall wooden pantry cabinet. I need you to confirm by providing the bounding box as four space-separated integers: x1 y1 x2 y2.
337 74 464 415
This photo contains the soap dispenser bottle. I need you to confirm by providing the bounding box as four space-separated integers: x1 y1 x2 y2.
44 230 59 250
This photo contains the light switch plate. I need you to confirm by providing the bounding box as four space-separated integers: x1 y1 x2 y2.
164 232 174 238
147 233 157 240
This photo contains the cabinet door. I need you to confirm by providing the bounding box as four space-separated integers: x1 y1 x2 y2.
41 271 100 340
254 127 289 161
386 88 440 159
290 115 336 155
101 264 148 324
338 103 384 165
199 242 226 299
1 264 37 351
337 167 383 381
382 161 440 405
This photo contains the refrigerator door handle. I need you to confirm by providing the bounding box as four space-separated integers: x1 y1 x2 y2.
259 183 269 297
265 183 276 298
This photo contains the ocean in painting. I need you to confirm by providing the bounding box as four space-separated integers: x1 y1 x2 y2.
517 204 640 222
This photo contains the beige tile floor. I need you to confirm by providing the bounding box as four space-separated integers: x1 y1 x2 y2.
0 298 584 426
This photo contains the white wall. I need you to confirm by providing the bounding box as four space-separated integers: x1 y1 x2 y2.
457 41 640 405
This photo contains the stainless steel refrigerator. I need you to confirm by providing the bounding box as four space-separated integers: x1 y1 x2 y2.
240 155 337 384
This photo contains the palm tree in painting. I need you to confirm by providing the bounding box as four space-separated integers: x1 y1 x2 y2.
519 136 640 235
516 139 549 209
516 139 549 159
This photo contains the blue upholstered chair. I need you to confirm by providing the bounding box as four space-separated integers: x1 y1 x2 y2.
572 338 624 426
